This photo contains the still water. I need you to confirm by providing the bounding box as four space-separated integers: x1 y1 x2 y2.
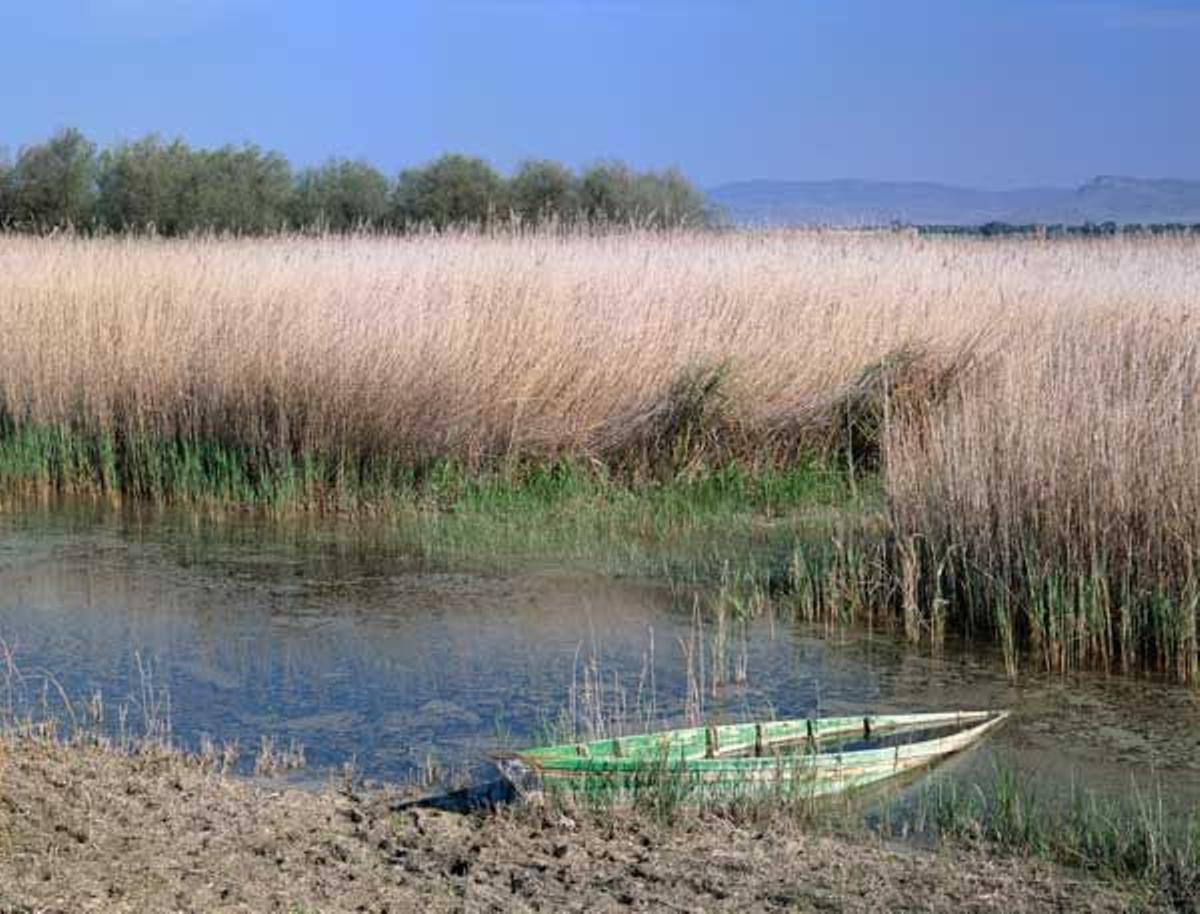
2 503 1199 800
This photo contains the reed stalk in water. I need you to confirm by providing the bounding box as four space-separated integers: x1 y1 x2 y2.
885 301 1200 679
901 767 1200 903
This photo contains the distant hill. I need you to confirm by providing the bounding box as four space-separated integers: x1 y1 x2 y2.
707 176 1200 227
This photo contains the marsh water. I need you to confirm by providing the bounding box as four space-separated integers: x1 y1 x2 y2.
3 503 1200 806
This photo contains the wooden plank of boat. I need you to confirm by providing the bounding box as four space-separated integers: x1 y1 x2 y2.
495 710 1010 803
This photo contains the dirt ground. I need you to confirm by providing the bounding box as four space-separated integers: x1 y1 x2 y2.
0 733 1175 913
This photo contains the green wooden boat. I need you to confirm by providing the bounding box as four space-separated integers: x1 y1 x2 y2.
496 710 1010 804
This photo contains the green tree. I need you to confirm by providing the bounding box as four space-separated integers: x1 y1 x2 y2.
9 127 97 228
391 154 508 228
290 158 391 231
0 128 713 236
0 148 12 226
95 135 198 235
632 167 709 228
509 159 580 225
579 161 637 224
579 161 709 228
187 144 293 234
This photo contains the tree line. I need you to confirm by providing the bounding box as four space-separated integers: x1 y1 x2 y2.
0 128 712 234
917 221 1200 237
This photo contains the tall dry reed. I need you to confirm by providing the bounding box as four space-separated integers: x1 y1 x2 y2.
0 230 975 496
886 299 1200 678
1 230 1183 479
3 229 1200 674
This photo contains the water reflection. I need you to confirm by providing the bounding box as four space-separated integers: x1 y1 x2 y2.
1 504 1198 802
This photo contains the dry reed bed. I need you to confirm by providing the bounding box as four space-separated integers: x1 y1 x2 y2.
886 301 1200 678
0 229 1153 469
3 230 1200 675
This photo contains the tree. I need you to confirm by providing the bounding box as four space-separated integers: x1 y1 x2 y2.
187 144 293 234
579 161 709 228
509 159 579 225
579 161 638 224
0 148 12 226
632 167 709 228
290 158 391 232
391 154 508 228
0 126 715 235
95 135 198 235
9 128 97 228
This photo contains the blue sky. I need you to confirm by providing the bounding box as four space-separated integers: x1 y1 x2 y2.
0 0 1197 188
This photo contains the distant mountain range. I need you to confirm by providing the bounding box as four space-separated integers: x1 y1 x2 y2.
707 176 1200 227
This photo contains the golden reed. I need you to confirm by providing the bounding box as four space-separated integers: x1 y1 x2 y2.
2 229 1198 674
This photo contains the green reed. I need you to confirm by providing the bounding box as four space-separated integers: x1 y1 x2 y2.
7 417 1200 684
894 766 1200 905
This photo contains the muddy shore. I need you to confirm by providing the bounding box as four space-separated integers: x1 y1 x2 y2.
0 734 1173 913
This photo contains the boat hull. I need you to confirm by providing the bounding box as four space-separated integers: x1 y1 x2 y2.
497 710 1009 804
